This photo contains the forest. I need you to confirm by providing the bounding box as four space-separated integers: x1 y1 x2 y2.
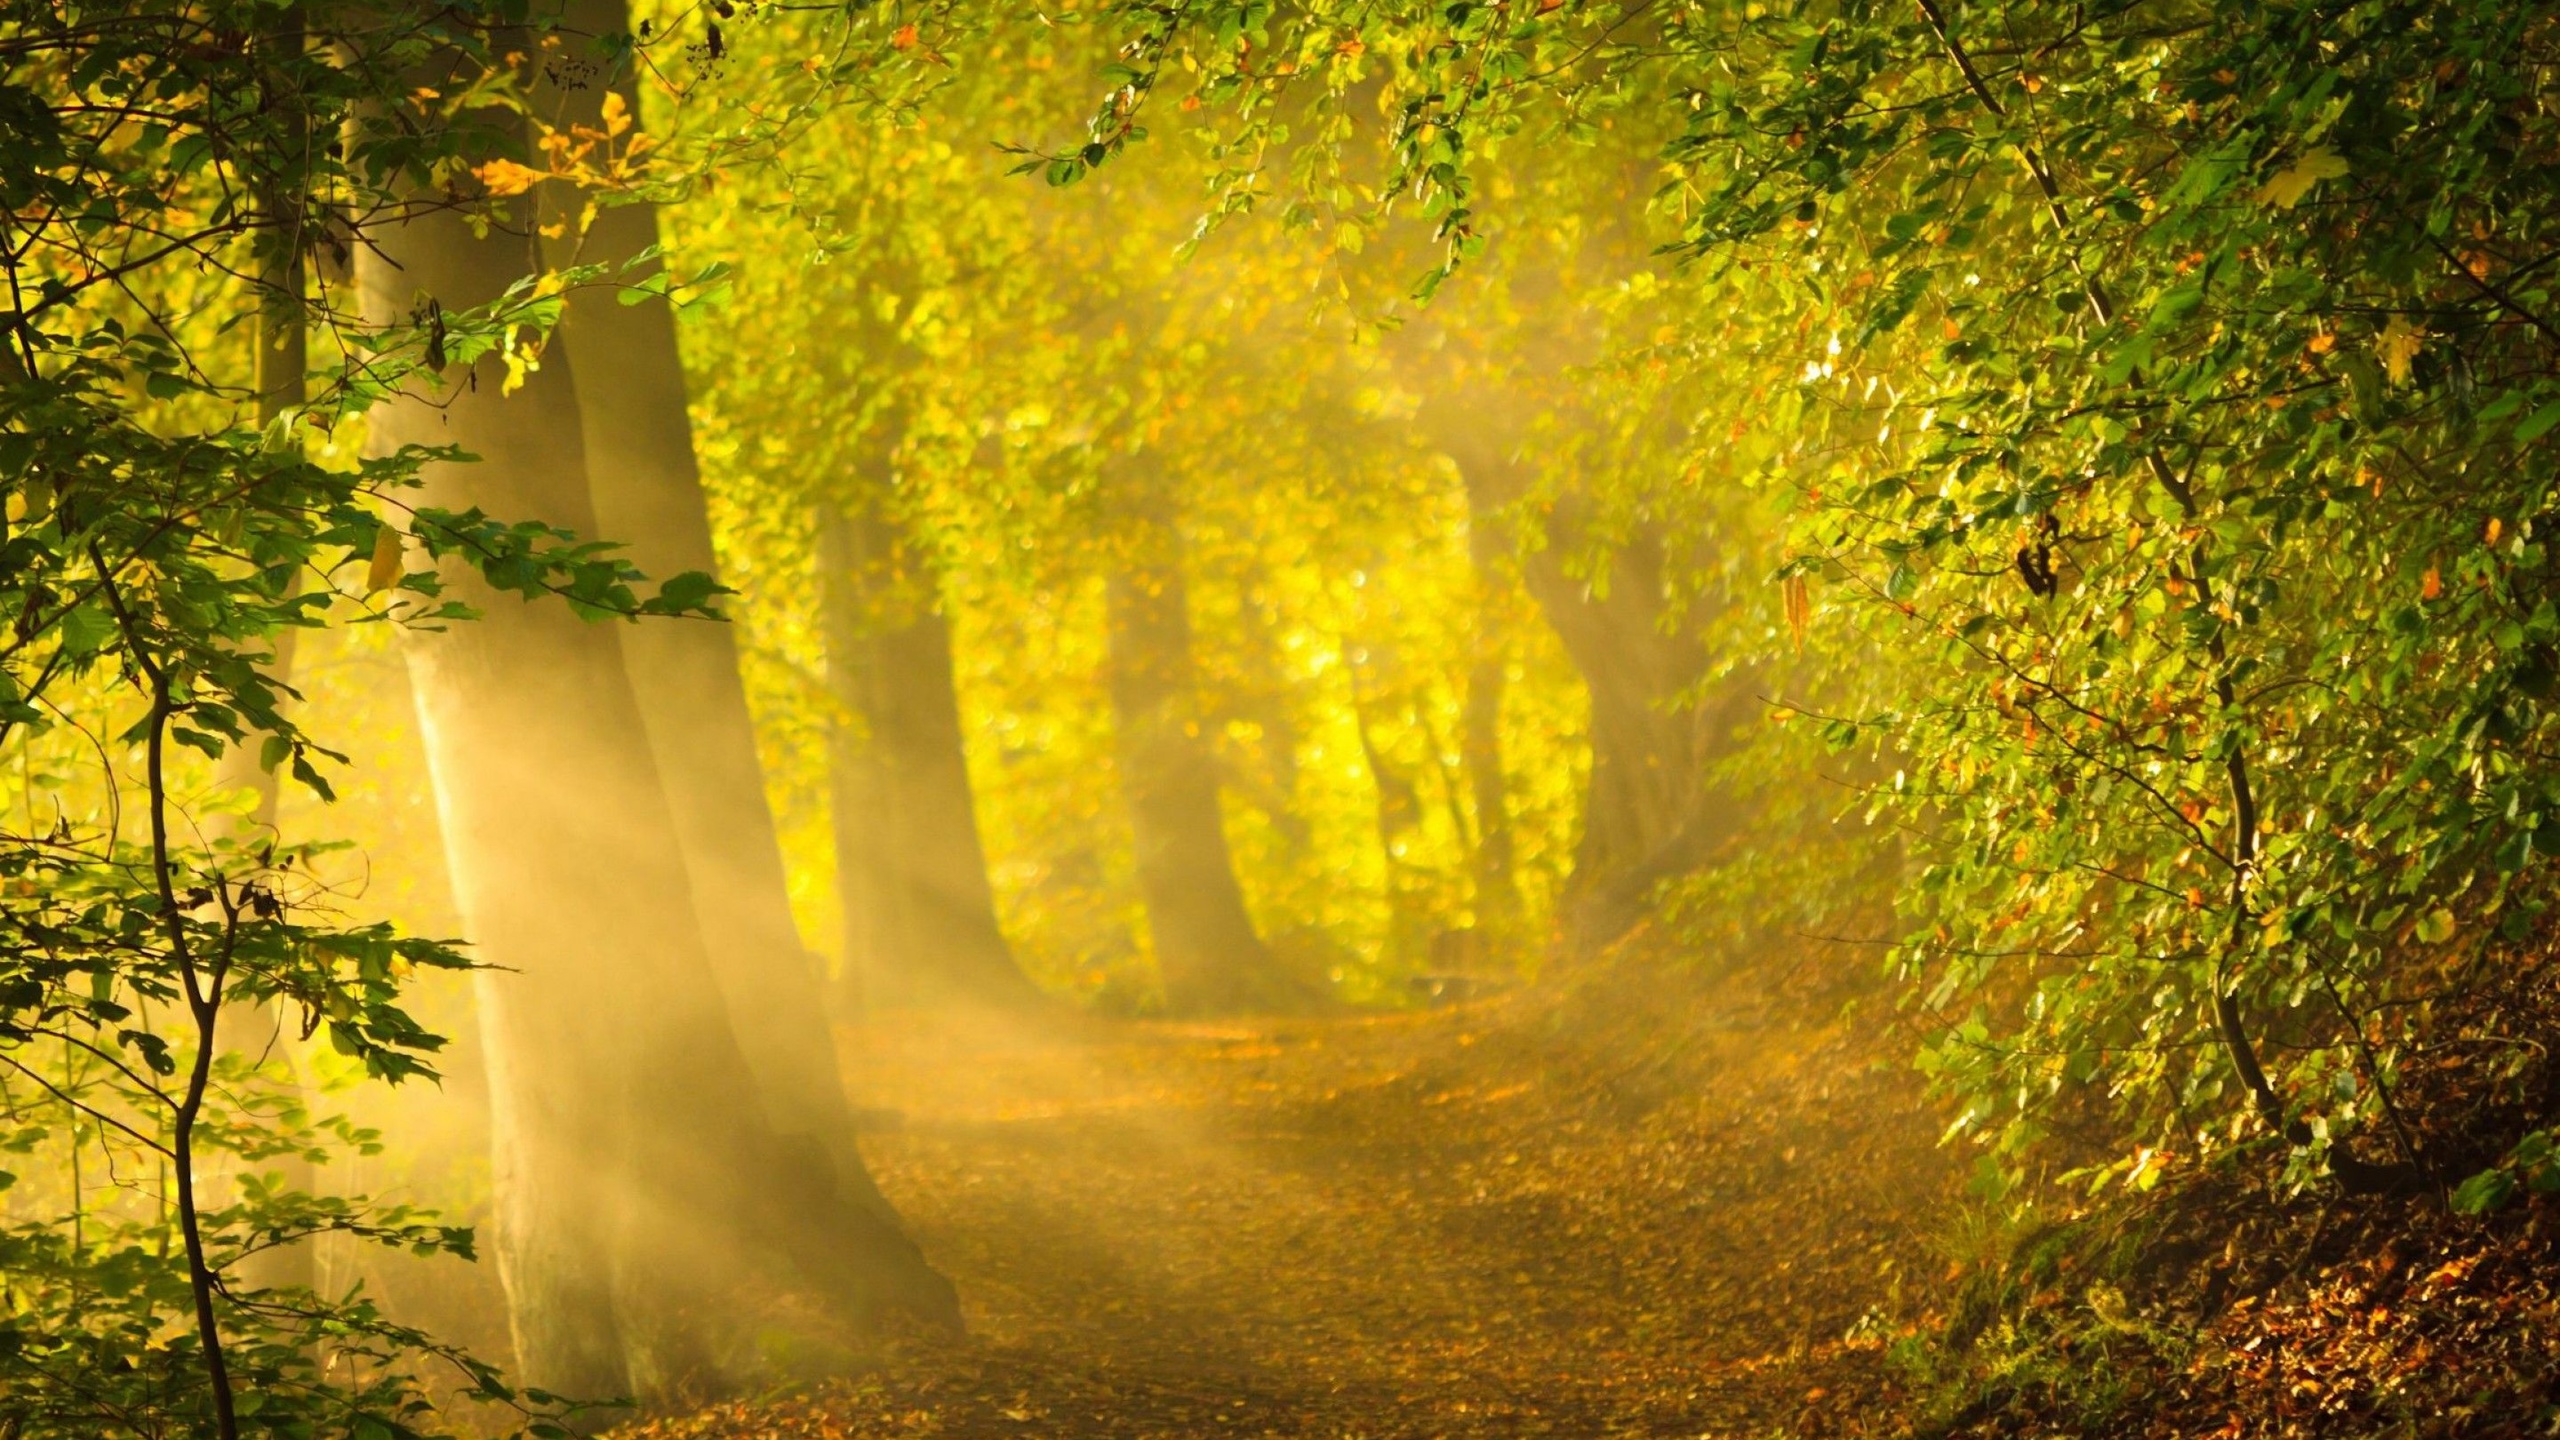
4 0 2559 1434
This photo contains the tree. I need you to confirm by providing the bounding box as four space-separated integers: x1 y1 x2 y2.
670 11 1594 1009
1458 513 1526 943
1099 0 2560 1198
532 0 938 1208
1405 318 1742 951
0 0 752 1429
820 453 1039 1010
360 94 954 1402
1103 458 1306 1013
652 44 1054 1010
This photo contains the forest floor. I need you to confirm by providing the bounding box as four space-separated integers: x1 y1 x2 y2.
624 949 1964 1439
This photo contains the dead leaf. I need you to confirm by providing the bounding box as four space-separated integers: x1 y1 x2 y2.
475 158 548 197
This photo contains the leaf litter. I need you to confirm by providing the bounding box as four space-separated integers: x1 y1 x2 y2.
620 950 1959 1438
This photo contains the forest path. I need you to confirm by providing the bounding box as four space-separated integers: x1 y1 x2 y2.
636 959 1956 1438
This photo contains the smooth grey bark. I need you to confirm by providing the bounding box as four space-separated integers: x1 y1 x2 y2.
537 0 918 1219
360 111 953 1402
1519 511 1713 877
818 488 1036 1010
215 59 308 832
360 188 644 1401
1104 478 1304 1013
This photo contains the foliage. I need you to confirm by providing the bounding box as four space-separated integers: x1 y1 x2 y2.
0 0 729 1432
28 0 2560 1423
669 13 1599 1004
1052 0 2560 1202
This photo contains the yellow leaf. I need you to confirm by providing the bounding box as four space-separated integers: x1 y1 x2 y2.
601 90 632 138
2254 147 2349 208
500 334 541 396
2377 315 2424 385
475 158 547 197
367 527 404 593
4 492 23 525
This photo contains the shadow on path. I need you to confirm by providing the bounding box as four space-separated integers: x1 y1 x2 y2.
630 956 1958 1438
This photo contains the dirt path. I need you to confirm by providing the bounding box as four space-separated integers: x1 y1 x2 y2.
635 962 1957 1438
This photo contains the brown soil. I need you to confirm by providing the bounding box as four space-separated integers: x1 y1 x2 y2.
625 957 1959 1438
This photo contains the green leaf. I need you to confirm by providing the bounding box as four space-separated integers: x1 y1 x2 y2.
2515 400 2560 444
2451 1166 2517 1215
54 603 116 657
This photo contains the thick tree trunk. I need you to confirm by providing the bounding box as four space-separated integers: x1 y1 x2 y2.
1432 419 1736 950
361 196 659 1401
818 490 1034 1010
1515 510 1711 877
1105 487 1302 1013
538 0 911 1223
821 505 903 1011
360 119 953 1402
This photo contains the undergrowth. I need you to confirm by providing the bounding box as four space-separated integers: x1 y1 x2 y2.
1905 945 2560 1439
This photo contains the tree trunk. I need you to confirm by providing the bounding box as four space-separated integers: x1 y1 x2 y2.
821 505 903 1012
1223 568 1310 852
1432 419 1736 950
216 56 307 833
819 489 1034 1010
1459 515 1521 938
1105 484 1302 1013
359 115 953 1403
538 0 914 1226
1342 639 1433 967
219 103 314 1294
1515 510 1711 877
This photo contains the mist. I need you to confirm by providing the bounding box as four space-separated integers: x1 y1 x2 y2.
11 0 2560 1437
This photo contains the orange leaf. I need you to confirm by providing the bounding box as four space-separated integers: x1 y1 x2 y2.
1781 574 1810 650
475 158 547 196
